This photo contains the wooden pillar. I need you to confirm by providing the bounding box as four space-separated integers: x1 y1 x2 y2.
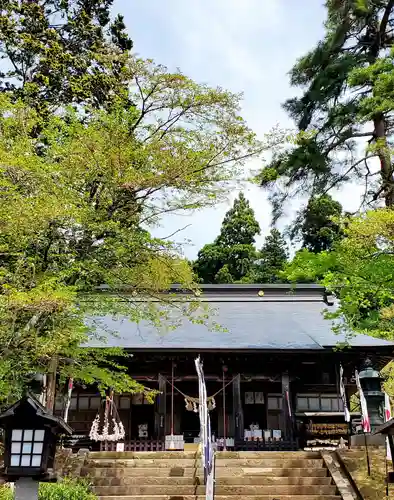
155 374 167 438
233 374 244 441
282 372 292 440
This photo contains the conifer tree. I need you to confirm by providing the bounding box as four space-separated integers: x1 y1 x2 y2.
260 1 394 216
0 0 133 116
194 193 261 283
291 194 344 253
251 229 288 283
216 193 261 246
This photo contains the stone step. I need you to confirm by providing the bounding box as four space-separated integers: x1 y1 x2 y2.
212 497 341 500
215 476 333 486
86 458 199 468
92 477 201 486
97 496 341 500
90 451 320 460
216 451 321 459
93 485 338 496
212 485 338 495
91 475 333 487
84 466 329 478
82 466 198 477
215 466 328 478
94 486 198 496
87 457 324 468
215 458 324 468
90 451 197 460
215 467 329 478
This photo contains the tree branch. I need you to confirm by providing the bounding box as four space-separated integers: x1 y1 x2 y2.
380 0 394 42
160 224 192 240
323 155 377 195
325 131 375 155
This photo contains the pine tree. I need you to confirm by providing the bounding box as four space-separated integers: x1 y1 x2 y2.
216 192 261 246
194 193 260 283
260 1 394 217
0 1 133 117
251 229 288 283
291 194 344 252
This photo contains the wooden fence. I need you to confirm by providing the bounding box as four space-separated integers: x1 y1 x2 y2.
100 439 165 452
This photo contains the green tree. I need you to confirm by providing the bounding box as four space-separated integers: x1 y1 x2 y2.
216 192 261 246
194 193 261 283
282 248 338 284
320 209 394 339
260 1 394 217
0 54 260 405
193 244 228 284
0 0 132 116
286 209 394 392
250 229 288 283
291 194 344 253
284 208 394 337
214 264 234 284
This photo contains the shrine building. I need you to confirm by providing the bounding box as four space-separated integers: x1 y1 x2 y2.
56 284 394 452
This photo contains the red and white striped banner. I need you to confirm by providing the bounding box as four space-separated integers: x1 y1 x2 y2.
355 370 371 433
385 392 392 460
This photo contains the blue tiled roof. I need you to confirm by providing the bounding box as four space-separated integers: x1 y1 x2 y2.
87 285 394 351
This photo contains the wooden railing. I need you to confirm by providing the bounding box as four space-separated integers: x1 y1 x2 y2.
219 439 299 452
100 439 165 452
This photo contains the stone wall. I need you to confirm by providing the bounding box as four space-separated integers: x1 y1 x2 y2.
54 448 89 478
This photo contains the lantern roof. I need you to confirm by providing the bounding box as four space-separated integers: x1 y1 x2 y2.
373 418 394 436
0 393 72 435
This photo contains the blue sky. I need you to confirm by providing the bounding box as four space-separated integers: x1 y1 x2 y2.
113 0 363 258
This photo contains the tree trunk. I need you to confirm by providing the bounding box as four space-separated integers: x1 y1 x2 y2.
45 356 58 414
373 114 394 206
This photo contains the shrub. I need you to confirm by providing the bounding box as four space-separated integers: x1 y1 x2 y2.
39 478 97 499
0 478 97 500
0 485 12 500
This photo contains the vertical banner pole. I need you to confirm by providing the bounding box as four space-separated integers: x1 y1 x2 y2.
384 392 392 497
386 439 389 497
364 431 371 476
171 362 175 436
223 368 226 451
195 355 214 500
355 369 371 476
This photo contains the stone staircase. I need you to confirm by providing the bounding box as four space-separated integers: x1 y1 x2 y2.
81 450 343 500
82 451 201 500
214 451 341 500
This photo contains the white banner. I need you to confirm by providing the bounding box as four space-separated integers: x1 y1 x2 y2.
339 365 351 423
355 370 371 433
195 356 214 500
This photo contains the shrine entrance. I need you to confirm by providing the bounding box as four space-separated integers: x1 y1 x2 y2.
168 380 221 443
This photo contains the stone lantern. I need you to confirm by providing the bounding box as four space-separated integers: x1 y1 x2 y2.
0 393 72 499
358 358 385 432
